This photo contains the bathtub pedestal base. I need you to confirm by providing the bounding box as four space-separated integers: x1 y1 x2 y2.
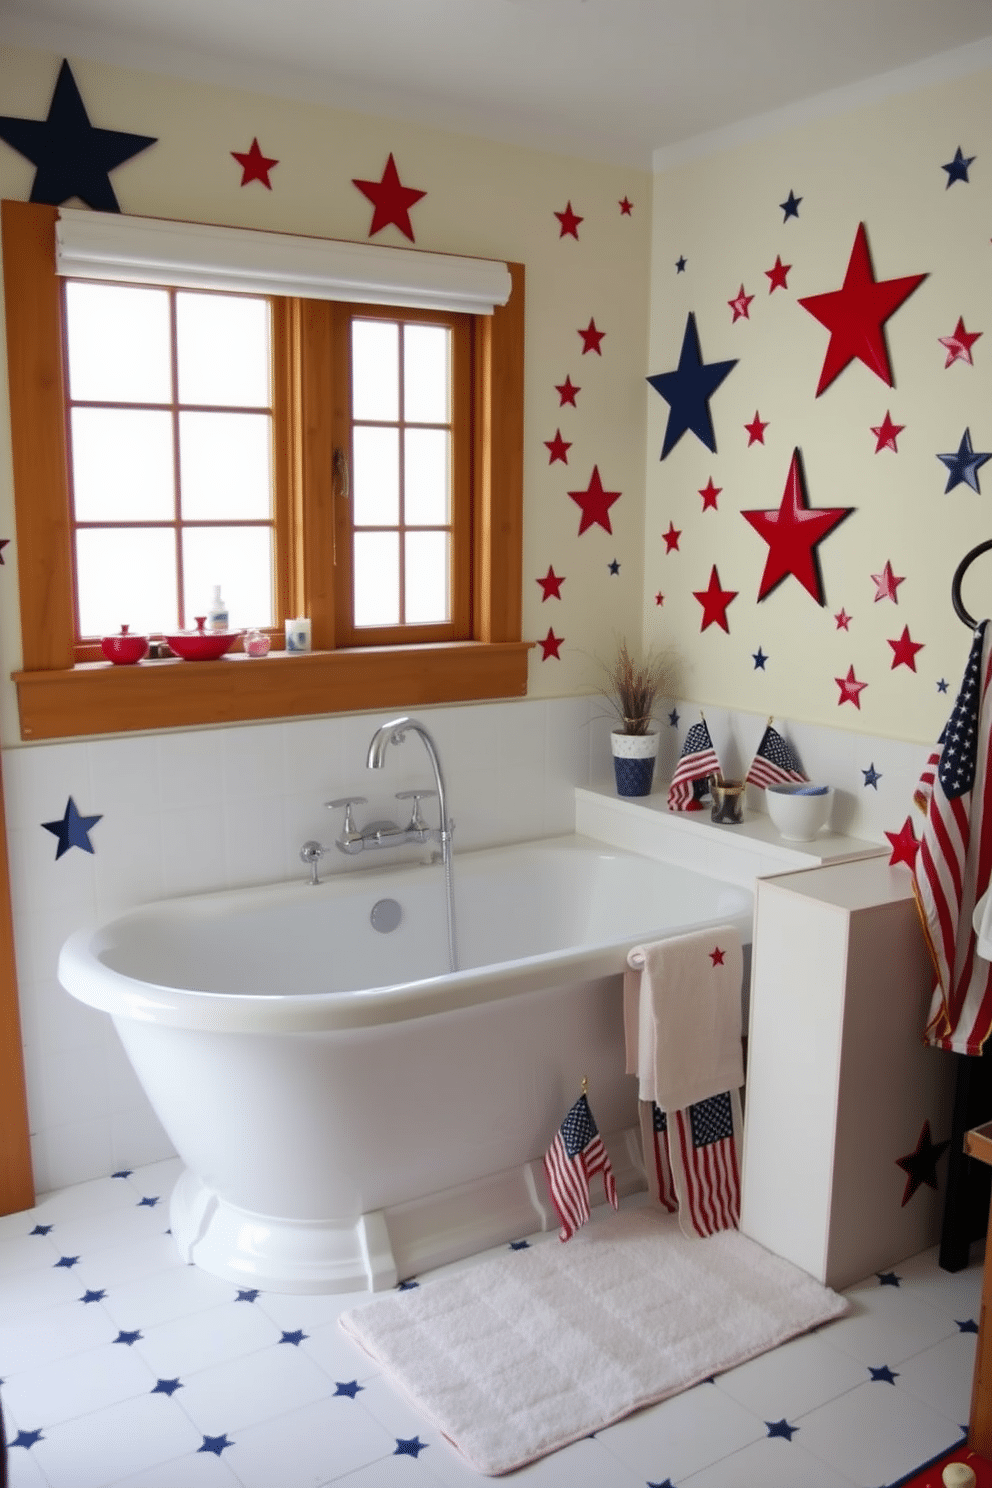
169 1126 647 1294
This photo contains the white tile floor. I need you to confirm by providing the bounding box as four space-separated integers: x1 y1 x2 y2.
0 1159 983 1488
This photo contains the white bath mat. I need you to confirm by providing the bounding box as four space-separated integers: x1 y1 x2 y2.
339 1206 848 1476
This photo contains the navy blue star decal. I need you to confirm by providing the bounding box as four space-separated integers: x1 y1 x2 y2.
937 428 992 493
869 1364 899 1383
877 1270 901 1286
137 1195 160 1208
199 1434 234 1456
279 1329 308 1346
647 312 737 459
896 1121 950 1206
398 1279 420 1291
112 1169 133 1179
675 256 687 273
648 1481 676 1488
938 678 950 693
152 1377 183 1395
30 1223 53 1235
943 146 976 187
395 1437 428 1458
780 189 802 220
608 559 620 575
0 59 156 211
80 1289 106 1304
862 763 882 789
766 1418 798 1440
334 1380 364 1397
10 1427 44 1450
235 1288 260 1302
752 647 768 670
115 1329 142 1345
509 1239 530 1250
958 1318 979 1333
668 708 680 727
54 1254 80 1268
42 797 102 859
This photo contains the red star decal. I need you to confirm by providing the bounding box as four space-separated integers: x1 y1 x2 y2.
544 429 571 464
836 665 868 708
939 315 982 367
536 566 564 601
619 196 634 215
699 478 721 511
693 565 738 633
765 255 791 292
798 222 927 396
728 284 754 322
231 137 278 188
578 319 605 355
554 201 583 239
885 816 919 869
834 608 852 630
568 466 621 535
744 411 769 446
539 628 564 660
709 945 726 966
742 448 853 604
662 522 681 553
654 591 665 606
888 625 924 671
872 560 904 603
871 411 904 452
555 376 580 407
352 153 427 242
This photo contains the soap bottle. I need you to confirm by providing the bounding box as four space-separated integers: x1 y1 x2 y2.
206 585 229 633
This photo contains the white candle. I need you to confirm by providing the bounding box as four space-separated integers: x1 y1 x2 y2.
285 617 311 653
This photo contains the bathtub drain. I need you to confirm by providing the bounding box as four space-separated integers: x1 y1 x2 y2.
370 898 402 933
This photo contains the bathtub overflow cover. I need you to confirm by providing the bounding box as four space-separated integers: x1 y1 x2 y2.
370 898 402 934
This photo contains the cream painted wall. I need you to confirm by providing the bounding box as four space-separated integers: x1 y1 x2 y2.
0 43 652 747
644 64 992 745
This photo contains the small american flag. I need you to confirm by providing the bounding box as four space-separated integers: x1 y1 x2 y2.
670 1091 741 1238
668 719 721 812
543 1091 618 1242
745 723 807 789
646 1102 678 1213
913 620 992 1054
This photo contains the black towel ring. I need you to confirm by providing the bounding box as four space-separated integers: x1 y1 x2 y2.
951 539 992 629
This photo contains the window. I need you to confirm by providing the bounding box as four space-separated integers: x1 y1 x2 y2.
2 201 528 740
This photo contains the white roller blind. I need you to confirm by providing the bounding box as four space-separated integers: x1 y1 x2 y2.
55 208 512 315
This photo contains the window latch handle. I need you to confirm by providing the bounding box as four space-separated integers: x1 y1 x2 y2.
333 446 350 500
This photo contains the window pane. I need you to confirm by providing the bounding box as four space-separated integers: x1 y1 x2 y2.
354 531 399 626
179 412 272 520
404 428 450 526
352 426 399 525
70 407 175 521
176 293 271 408
404 324 450 424
352 320 398 422
65 281 171 404
182 526 274 630
405 532 449 623
76 528 178 636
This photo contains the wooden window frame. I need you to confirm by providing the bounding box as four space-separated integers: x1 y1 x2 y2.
2 201 529 741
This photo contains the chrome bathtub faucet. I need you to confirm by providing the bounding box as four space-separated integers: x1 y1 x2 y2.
327 792 437 854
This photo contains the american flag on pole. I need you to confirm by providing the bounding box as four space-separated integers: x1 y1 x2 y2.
667 719 721 811
745 723 807 789
669 1090 742 1238
543 1091 619 1241
913 619 992 1055
638 1101 678 1213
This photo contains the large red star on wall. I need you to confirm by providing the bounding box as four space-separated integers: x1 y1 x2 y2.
798 222 927 396
742 448 854 604
555 376 580 407
539 628 564 660
536 566 564 600
885 817 919 868
836 666 868 708
544 429 571 464
578 319 605 355
888 625 924 671
231 137 278 188
352 153 426 241
871 412 904 452
568 467 620 535
693 566 738 632
554 201 583 238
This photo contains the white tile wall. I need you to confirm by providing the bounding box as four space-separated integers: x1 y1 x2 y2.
2 694 933 1196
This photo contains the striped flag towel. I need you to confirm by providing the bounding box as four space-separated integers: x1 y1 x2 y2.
543 1091 618 1241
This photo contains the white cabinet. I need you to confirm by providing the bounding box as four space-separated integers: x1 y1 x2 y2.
740 855 955 1290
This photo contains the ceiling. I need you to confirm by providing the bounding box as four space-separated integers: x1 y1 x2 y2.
3 0 992 166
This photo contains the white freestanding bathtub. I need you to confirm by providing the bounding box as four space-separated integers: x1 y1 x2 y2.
59 834 752 1293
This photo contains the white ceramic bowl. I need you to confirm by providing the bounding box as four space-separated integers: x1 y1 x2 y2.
765 784 833 841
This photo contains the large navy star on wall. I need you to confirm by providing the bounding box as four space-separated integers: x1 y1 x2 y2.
0 59 156 212
647 313 737 459
42 796 102 859
896 1120 950 1207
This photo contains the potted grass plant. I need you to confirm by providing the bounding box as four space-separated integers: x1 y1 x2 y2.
600 638 672 797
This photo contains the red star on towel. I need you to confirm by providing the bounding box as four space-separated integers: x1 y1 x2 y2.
728 284 754 322
693 565 737 633
231 137 278 188
872 560 904 603
765 255 791 292
699 478 721 511
888 625 924 671
352 153 426 241
569 466 621 535
536 565 564 601
662 522 682 553
578 318 605 355
555 375 580 406
544 429 571 464
709 945 726 965
539 627 563 660
836 665 868 709
742 448 853 604
939 315 981 368
885 816 920 868
744 411 769 446
871 411 905 452
798 222 927 396
554 201 583 238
